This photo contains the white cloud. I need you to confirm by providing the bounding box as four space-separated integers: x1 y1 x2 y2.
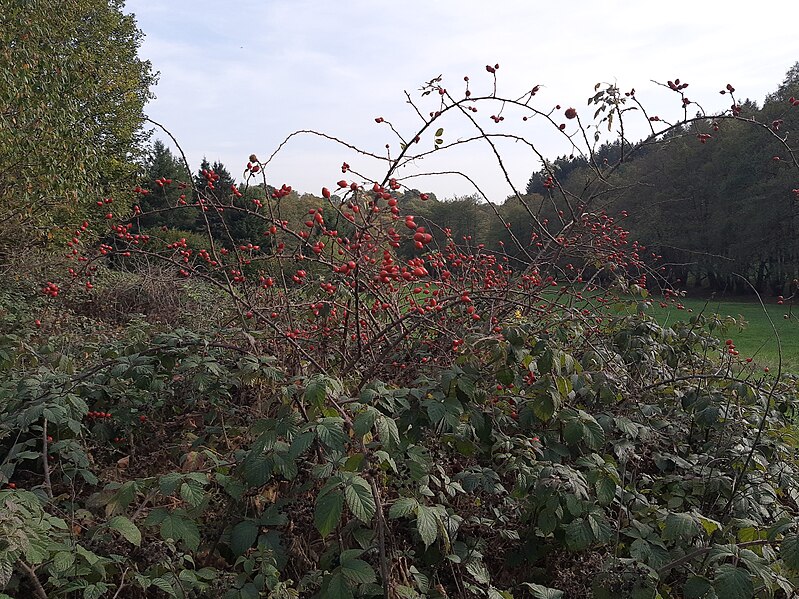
126 0 799 201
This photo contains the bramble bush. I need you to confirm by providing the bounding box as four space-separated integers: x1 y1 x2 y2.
3 65 799 598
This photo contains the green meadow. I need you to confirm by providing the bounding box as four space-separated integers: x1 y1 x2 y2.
651 296 799 375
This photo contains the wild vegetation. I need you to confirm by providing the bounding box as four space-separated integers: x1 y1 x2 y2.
2 3 799 598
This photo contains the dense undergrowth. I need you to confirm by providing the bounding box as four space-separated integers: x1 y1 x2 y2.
3 270 799 598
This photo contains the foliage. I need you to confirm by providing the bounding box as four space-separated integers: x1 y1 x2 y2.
0 0 155 259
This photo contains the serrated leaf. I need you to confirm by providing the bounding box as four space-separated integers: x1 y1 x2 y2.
376 415 400 449
326 571 354 599
523 582 565 599
532 391 557 422
712 565 753 599
242 454 272 486
663 512 700 542
684 575 715 599
231 519 258 556
389 497 419 519
305 374 328 409
288 430 315 458
465 560 490 585
315 488 344 537
581 415 605 449
180 481 205 508
160 513 200 551
416 504 438 548
149 577 177 597
316 418 347 451
107 515 141 546
596 476 616 506
51 550 76 572
781 534 799 569
0 562 12 587
345 476 376 523
565 520 593 550
563 419 584 445
340 558 376 584
353 408 378 438
698 515 721 537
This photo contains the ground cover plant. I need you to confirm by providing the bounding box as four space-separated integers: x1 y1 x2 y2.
3 7 799 597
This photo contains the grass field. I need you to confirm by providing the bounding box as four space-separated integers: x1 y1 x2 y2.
650 295 799 375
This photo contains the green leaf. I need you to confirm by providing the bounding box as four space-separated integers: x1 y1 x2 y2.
316 418 347 451
496 366 514 386
288 430 315 458
343 453 366 472
581 414 605 449
697 515 721 537
353 408 378 438
532 389 558 422
522 582 565 599
180 481 205 508
389 497 419 519
416 504 438 548
434 128 444 137
231 520 259 556
457 377 476 400
51 550 76 572
375 415 400 449
563 419 584 445
326 571 354 599
160 513 200 551
596 476 616 506
684 575 715 599
158 472 183 495
340 558 377 584
305 374 328 410
315 488 344 537
107 515 141 546
465 560 490 585
345 476 376 523
538 508 558 534
712 565 753 599
565 520 593 551
663 512 700 542
782 534 799 570
242 454 272 487
149 577 177 597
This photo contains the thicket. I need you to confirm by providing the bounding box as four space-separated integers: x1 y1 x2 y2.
3 6 799 598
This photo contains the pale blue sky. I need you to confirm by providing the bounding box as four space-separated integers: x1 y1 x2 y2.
126 0 799 201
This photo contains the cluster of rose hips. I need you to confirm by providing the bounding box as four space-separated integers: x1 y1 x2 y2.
42 282 60 297
200 168 220 190
87 411 113 420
